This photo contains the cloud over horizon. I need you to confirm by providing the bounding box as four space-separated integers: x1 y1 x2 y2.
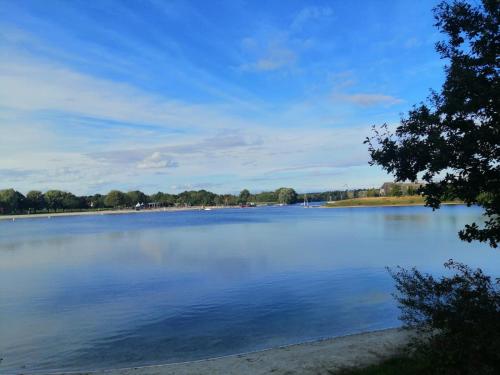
0 0 444 194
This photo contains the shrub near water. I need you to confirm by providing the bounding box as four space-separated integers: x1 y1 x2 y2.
389 261 500 374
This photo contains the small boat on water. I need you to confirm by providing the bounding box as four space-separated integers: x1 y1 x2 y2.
204 207 212 211
303 194 310 208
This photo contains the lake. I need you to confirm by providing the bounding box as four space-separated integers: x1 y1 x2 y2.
0 205 498 373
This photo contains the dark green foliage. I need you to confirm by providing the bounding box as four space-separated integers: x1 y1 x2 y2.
254 191 278 202
61 191 81 209
150 191 176 206
297 190 362 201
389 185 403 197
389 261 500 374
0 188 25 213
176 190 218 206
239 189 251 204
104 190 127 208
276 187 298 204
44 190 65 212
366 188 380 197
219 193 239 206
126 190 149 206
365 0 500 247
336 356 428 375
406 186 417 196
89 194 106 208
25 190 45 212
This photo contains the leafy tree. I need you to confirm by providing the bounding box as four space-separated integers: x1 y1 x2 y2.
90 194 106 208
26 190 45 212
61 192 81 210
254 191 277 203
175 190 218 206
365 1 500 372
44 190 65 212
0 189 25 214
150 192 176 206
104 190 127 208
239 189 251 204
390 184 403 197
276 187 298 204
407 186 417 196
220 193 238 206
365 0 499 247
126 190 148 206
390 261 500 374
366 188 380 197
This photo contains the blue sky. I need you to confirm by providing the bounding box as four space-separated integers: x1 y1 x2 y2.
0 0 445 195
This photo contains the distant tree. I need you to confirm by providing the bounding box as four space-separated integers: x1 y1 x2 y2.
26 190 45 213
239 189 251 204
44 190 65 212
365 0 499 247
90 194 106 208
254 191 277 203
150 192 176 206
366 188 379 197
220 193 238 206
176 190 217 206
343 190 349 200
0 189 25 214
390 184 403 197
407 186 417 196
61 192 81 210
126 190 148 206
104 190 127 208
276 187 298 204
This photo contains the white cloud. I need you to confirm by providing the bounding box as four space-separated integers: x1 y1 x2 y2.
0 55 392 194
291 6 334 30
0 57 261 132
254 49 296 71
240 37 296 72
136 152 178 170
339 93 402 107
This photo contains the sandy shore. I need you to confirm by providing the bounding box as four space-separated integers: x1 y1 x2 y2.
50 328 411 375
0 206 228 221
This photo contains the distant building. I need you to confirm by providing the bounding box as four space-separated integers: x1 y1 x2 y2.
379 182 424 196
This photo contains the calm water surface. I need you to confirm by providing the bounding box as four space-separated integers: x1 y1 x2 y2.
0 205 498 373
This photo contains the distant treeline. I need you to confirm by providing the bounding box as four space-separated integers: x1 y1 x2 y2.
0 187 363 215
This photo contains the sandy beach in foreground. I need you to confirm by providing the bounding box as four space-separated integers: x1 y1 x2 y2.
49 328 411 375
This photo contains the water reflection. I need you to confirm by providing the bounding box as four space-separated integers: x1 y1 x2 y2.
0 205 498 373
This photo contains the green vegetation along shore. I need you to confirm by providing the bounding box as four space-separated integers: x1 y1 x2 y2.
324 196 462 208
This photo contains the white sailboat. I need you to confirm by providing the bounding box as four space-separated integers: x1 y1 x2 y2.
303 194 310 208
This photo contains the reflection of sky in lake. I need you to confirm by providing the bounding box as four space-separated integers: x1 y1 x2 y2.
0 205 498 373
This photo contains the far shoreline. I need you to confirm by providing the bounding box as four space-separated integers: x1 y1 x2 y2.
322 201 464 209
0 205 231 221
0 200 467 221
322 195 464 209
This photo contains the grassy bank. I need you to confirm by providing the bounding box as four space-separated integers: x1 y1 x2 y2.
324 196 461 208
337 356 427 375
